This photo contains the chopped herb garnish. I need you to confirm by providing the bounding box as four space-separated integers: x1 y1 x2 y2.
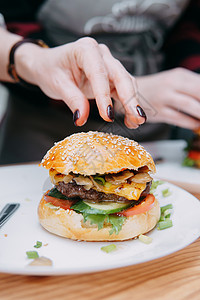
157 219 173 230
25 198 31 202
158 204 173 229
101 244 117 253
94 176 106 186
159 215 165 222
150 180 164 194
34 241 42 248
160 204 173 214
163 209 172 218
26 251 39 259
138 234 152 244
162 188 172 198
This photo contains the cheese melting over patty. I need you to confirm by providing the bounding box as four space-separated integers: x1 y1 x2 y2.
49 169 146 200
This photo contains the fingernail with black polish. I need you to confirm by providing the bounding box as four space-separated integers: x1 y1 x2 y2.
107 105 114 122
136 105 147 121
73 109 80 126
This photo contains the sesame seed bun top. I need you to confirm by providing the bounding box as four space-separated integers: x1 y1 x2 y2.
40 131 156 175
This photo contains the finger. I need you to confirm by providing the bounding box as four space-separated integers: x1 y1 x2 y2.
163 107 200 129
75 38 113 122
124 115 139 129
168 93 200 120
99 44 146 127
52 72 90 126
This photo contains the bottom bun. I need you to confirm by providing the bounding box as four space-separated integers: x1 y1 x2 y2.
38 196 160 241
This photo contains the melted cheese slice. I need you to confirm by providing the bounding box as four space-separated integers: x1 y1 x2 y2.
99 182 146 200
49 169 146 200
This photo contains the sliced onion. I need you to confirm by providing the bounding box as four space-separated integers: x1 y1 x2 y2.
50 172 73 185
74 175 93 190
62 174 74 184
105 170 134 185
138 166 149 173
129 172 152 183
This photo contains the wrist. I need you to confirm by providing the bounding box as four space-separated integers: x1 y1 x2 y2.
7 38 48 87
1 30 22 82
15 43 43 85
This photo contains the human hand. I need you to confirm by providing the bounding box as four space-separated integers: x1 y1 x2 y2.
137 68 200 130
15 37 145 128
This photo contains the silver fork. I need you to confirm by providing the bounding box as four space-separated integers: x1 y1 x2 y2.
0 203 20 228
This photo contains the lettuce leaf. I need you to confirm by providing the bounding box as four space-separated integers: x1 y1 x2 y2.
83 214 106 230
150 180 164 194
72 201 127 235
82 213 126 235
107 215 126 235
47 188 72 200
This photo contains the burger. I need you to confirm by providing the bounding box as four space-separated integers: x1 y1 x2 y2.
38 131 160 241
183 128 200 168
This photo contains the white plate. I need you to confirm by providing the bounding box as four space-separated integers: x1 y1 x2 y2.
142 140 200 193
0 164 200 276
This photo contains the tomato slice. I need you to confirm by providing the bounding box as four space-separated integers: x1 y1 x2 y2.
117 194 156 217
188 150 200 161
44 194 74 210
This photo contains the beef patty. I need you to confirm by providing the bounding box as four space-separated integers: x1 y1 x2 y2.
56 180 152 203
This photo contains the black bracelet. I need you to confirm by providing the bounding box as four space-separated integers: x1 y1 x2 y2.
7 38 48 89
